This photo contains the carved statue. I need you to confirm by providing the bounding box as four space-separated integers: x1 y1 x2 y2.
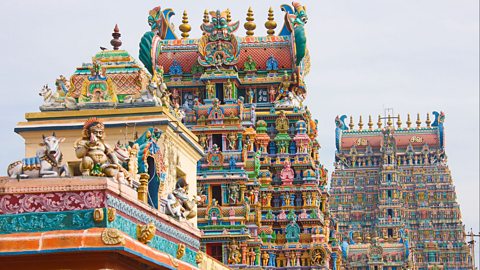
171 88 180 106
228 240 242 264
224 79 233 99
276 72 291 102
262 251 270 266
74 118 120 177
229 184 239 204
227 133 237 150
269 85 276 103
206 80 215 99
280 160 295 185
136 222 156 244
198 134 207 150
244 55 257 71
7 133 70 179
247 88 255 104
164 178 202 220
275 110 290 133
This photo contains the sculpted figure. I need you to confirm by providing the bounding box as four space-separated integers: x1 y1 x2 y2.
74 118 120 177
224 79 233 99
268 85 276 103
206 80 215 99
227 132 237 150
7 133 70 179
165 178 203 220
228 240 242 264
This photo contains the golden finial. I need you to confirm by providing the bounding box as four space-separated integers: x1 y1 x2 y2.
377 115 382 129
406 114 412 128
416 113 421 128
396 114 402 129
265 7 277 36
226 9 232 23
368 115 373 130
179 10 191 39
349 116 354 130
387 115 392 127
358 116 363 130
426 113 431 128
244 7 256 36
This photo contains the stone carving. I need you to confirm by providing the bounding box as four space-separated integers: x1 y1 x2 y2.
7 133 70 179
164 178 201 220
93 208 104 222
228 239 242 264
280 160 295 185
74 118 120 177
229 185 239 204
102 228 125 245
137 222 156 244
177 243 186 259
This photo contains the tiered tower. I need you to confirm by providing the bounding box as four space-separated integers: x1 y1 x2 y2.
138 3 341 269
331 113 473 270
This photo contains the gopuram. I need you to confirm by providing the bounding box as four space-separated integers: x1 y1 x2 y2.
330 113 473 270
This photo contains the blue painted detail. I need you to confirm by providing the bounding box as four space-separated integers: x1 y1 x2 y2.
341 241 349 259
335 115 348 151
279 4 295 36
169 60 183 76
266 55 279 71
106 194 200 249
0 209 102 234
331 252 338 270
22 156 40 167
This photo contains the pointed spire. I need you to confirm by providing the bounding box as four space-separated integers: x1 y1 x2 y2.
406 114 412 128
349 116 354 130
387 115 392 127
377 115 382 129
416 113 421 128
396 114 402 129
202 10 209 36
368 115 373 130
110 24 122 50
358 116 363 130
226 9 232 23
265 7 277 36
179 10 191 39
426 113 431 128
244 7 256 36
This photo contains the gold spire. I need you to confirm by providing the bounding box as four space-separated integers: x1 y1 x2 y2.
396 114 402 129
426 113 431 128
406 114 412 128
265 7 277 36
349 116 354 130
368 115 373 130
416 113 421 128
358 116 363 130
377 115 382 129
244 7 256 36
387 115 392 127
226 9 232 23
202 10 210 36
179 10 191 39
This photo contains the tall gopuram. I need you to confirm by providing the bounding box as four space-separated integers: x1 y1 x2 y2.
330 112 474 270
137 3 340 269
0 24 227 270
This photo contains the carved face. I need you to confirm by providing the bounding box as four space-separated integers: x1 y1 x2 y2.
89 124 104 141
40 135 65 155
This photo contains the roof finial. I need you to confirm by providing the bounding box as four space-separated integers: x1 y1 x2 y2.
226 9 232 23
406 114 412 128
426 113 431 128
416 113 421 128
179 10 191 39
377 115 382 129
349 116 354 130
265 7 277 36
244 7 256 36
202 10 209 35
396 114 402 129
368 115 373 130
110 24 122 50
358 116 363 130
387 115 392 127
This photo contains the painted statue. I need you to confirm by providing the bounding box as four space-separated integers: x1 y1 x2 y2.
228 240 242 264
247 88 255 104
269 85 277 103
280 2 308 65
280 160 295 185
74 118 120 177
206 80 215 99
227 132 237 150
165 178 201 220
7 133 70 179
224 79 233 99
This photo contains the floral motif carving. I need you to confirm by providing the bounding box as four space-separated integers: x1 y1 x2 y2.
101 228 125 245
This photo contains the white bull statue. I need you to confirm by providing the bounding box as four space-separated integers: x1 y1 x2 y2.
7 133 70 179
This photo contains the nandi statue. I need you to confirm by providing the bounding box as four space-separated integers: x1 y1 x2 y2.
7 133 70 179
164 178 204 220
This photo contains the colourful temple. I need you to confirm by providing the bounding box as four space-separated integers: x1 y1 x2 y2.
0 2 341 270
330 113 474 270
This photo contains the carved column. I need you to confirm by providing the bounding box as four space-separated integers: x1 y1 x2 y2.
266 193 272 207
302 192 307 206
240 185 246 203
138 173 149 203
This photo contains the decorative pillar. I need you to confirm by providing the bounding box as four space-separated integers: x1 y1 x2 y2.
331 252 338 270
240 185 246 203
302 192 307 206
138 173 149 203
266 193 272 207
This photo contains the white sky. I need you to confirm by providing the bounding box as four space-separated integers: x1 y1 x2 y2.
0 0 478 262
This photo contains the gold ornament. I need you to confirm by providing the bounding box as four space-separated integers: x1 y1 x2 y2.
426 113 431 127
177 243 186 259
368 115 373 130
406 113 412 128
244 7 256 36
377 115 382 129
226 9 232 23
179 10 191 39
195 251 205 264
358 116 363 130
416 113 421 128
396 114 402 129
93 208 104 223
101 228 125 245
348 116 354 130
265 7 277 36
137 222 156 244
107 207 116 222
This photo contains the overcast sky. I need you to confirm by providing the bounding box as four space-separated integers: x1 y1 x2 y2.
0 0 478 261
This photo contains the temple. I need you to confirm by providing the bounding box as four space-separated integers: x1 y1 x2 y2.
330 113 473 270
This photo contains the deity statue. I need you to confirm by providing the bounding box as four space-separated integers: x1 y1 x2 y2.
275 110 290 133
280 160 295 185
228 240 242 264
164 178 202 220
276 71 291 101
268 85 276 103
247 88 255 104
171 88 180 107
198 134 207 150
262 251 270 266
244 55 257 71
227 132 237 150
229 184 239 204
224 79 233 99
206 80 215 99
74 118 120 177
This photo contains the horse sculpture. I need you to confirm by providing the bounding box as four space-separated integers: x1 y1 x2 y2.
7 133 70 179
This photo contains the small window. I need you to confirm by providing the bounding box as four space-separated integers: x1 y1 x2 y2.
215 83 224 103
387 190 392 199
388 228 393 237
212 134 223 151
211 185 222 206
206 243 223 262
387 209 393 217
